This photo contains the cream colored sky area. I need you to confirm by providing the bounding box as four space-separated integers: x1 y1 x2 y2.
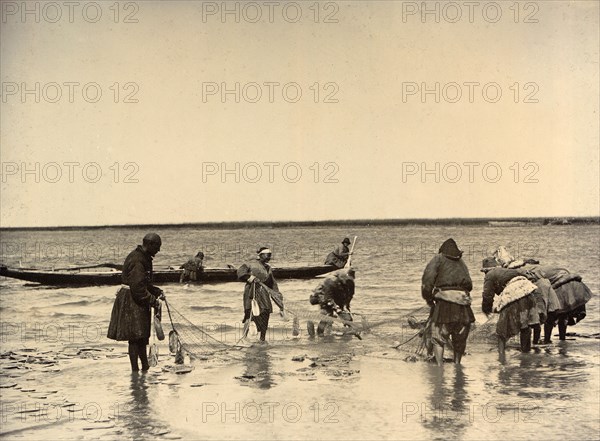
0 1 598 227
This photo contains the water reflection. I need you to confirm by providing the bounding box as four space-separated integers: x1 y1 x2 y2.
421 365 471 440
496 345 589 402
239 346 275 389
116 372 153 436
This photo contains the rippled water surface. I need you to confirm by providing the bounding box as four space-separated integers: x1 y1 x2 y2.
1 225 598 440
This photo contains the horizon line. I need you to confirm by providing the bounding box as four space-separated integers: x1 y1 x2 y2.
1 216 599 231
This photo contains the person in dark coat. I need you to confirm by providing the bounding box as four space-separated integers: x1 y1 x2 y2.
481 258 540 357
324 238 353 268
179 251 204 283
308 268 356 335
107 233 165 371
237 247 283 343
421 239 474 366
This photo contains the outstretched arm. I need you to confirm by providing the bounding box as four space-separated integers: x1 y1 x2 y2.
481 275 496 314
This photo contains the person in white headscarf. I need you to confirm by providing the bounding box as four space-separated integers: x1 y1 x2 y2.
237 247 283 342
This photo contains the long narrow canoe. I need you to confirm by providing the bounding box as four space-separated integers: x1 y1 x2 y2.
0 264 337 286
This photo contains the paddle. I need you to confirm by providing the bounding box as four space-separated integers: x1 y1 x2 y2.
341 236 358 326
52 263 123 271
344 236 358 269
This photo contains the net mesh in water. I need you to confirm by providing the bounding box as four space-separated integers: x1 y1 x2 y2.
162 286 501 362
164 300 232 360
387 305 500 361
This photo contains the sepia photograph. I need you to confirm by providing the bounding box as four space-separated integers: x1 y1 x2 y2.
0 1 599 440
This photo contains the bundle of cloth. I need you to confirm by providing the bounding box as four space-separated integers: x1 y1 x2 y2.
485 246 593 343
481 260 541 353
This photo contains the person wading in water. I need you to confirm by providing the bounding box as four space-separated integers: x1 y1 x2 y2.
421 238 475 366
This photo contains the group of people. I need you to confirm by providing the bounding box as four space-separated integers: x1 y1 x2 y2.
422 240 593 366
107 233 593 372
178 237 353 284
236 239 356 342
108 234 356 370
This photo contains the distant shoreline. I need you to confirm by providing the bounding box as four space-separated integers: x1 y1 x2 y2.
1 217 598 231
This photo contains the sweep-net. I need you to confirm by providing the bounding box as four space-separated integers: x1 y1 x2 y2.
161 284 501 364
390 304 501 361
163 300 233 361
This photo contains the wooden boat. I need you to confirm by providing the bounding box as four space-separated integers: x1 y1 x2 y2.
0 264 337 286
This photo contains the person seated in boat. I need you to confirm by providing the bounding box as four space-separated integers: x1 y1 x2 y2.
421 238 474 366
237 247 283 343
107 233 165 372
179 251 204 283
517 264 593 342
324 237 353 268
481 258 542 357
308 267 356 336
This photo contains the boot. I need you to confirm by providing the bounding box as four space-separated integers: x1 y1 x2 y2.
520 328 532 352
128 342 139 371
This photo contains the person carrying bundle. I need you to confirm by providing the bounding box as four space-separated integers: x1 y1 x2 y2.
308 267 356 336
481 257 541 357
421 238 475 366
237 247 283 343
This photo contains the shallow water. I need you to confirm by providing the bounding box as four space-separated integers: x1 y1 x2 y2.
0 224 599 439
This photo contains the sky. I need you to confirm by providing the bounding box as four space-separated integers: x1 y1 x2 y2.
1 0 598 227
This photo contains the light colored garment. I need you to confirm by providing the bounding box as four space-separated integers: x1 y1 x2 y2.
493 276 537 312
493 246 526 269
434 289 472 306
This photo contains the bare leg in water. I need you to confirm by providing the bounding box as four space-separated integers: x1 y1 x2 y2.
433 344 444 367
451 325 470 365
532 324 541 345
498 337 507 363
138 341 149 370
520 327 532 352
128 340 139 371
128 339 149 371
558 318 568 340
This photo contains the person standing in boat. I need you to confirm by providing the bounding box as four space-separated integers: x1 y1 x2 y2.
481 258 540 357
237 247 283 343
107 233 165 371
421 238 475 366
179 251 204 283
324 237 353 268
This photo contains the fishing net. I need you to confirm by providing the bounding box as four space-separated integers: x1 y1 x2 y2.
163 300 233 361
255 282 388 338
160 282 501 365
387 305 434 361
389 305 501 361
